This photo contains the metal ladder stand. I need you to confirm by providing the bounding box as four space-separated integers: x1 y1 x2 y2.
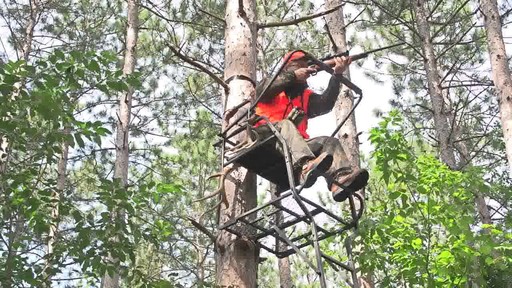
218 51 365 288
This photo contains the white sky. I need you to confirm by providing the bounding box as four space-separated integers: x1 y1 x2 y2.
307 60 392 157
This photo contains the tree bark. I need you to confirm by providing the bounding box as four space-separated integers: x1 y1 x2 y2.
3 2 41 287
480 0 512 177
413 0 458 169
215 0 258 287
414 0 493 225
102 0 139 287
325 0 361 170
324 1 372 287
270 184 292 288
42 129 70 286
0 0 41 173
414 0 493 284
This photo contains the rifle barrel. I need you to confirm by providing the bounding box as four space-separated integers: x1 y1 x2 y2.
321 42 405 64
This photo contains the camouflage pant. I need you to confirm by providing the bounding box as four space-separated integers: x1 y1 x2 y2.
254 119 350 184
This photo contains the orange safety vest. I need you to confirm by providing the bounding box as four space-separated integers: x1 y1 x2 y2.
255 89 313 139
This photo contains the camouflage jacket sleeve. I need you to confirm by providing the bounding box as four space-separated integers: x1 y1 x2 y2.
255 71 297 103
307 76 342 118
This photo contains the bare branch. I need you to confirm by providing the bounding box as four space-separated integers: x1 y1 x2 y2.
323 22 338 52
431 0 472 39
166 44 229 92
343 8 366 29
258 3 344 29
441 82 494 89
188 217 216 243
186 78 223 119
141 1 212 27
193 2 225 25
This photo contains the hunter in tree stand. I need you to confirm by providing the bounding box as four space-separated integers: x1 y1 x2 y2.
253 51 369 202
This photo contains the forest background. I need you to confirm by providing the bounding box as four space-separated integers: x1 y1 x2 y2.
0 0 511 287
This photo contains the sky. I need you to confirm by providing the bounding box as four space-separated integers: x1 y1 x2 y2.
307 59 392 156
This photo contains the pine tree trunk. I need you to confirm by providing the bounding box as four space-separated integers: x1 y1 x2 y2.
414 0 492 284
215 0 258 286
270 184 292 288
0 0 40 173
102 0 139 287
324 1 373 287
414 0 493 225
480 0 512 177
42 128 70 286
3 2 41 286
413 0 457 169
325 0 360 170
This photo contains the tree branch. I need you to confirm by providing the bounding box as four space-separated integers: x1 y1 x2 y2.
344 7 366 29
188 217 216 243
141 1 212 27
323 22 338 52
186 78 223 119
258 3 344 29
167 44 229 92
193 2 225 25
431 0 472 39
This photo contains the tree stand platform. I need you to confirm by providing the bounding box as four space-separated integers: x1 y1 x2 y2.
218 119 364 287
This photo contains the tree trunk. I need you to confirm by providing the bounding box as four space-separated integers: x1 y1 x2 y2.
480 0 512 177
270 184 292 288
414 0 493 284
325 0 360 169
3 2 41 287
324 1 372 287
215 0 258 286
414 0 493 226
42 129 70 286
413 0 457 169
0 0 40 173
102 0 139 287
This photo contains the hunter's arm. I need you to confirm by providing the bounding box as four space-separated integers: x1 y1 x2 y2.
256 71 297 102
307 77 342 118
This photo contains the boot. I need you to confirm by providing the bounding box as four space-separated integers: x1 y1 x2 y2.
330 168 369 202
299 152 333 188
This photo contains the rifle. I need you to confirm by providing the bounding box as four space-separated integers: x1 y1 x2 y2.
308 42 405 68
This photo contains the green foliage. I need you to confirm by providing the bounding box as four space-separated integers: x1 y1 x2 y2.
355 111 512 287
0 49 154 286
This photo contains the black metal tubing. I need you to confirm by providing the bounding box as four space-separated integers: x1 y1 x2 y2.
217 188 293 230
277 225 353 258
345 232 359 288
253 208 322 240
265 120 328 287
273 225 319 273
321 253 353 272
298 195 352 226
271 203 304 220
331 93 363 138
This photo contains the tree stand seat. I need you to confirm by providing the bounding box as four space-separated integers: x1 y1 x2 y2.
225 132 293 190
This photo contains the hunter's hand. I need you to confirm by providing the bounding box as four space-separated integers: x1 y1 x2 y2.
332 56 351 75
294 67 317 82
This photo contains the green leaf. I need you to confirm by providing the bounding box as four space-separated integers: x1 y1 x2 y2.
87 59 101 73
156 183 182 194
74 133 85 148
54 50 65 60
411 238 422 250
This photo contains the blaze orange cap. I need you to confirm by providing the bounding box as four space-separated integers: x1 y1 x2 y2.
283 51 306 63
